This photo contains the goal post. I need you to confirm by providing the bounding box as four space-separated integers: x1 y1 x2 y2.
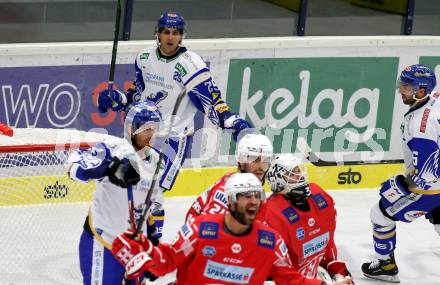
0 127 112 283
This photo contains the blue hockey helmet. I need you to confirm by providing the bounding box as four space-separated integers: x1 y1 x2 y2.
156 12 185 33
398 64 437 95
124 100 162 140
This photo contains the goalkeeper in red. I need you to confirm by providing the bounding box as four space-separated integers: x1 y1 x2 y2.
111 173 353 285
259 154 352 284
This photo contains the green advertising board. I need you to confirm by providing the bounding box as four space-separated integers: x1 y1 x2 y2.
226 57 399 154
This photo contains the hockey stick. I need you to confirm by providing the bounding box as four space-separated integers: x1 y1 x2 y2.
106 0 123 110
296 137 404 167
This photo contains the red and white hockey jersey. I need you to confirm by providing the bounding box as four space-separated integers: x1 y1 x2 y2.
258 183 338 278
185 172 233 222
145 213 323 285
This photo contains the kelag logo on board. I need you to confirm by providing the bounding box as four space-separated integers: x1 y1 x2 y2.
226 57 399 154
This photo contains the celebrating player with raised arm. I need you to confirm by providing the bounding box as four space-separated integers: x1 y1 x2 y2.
97 11 251 192
111 173 353 285
361 64 440 283
66 101 164 285
185 133 273 222
259 154 353 284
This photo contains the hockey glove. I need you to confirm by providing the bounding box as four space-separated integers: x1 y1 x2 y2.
97 89 127 113
106 157 140 188
327 260 352 283
112 230 153 280
380 174 410 203
223 114 252 142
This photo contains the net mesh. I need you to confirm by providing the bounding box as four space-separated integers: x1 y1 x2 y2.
0 128 112 284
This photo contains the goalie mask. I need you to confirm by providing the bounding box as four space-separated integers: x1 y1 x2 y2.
267 154 311 199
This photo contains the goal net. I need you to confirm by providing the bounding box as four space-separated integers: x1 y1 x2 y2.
0 127 112 284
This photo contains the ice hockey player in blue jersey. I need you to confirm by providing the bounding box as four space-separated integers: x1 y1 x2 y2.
97 11 252 191
66 100 164 285
361 64 440 283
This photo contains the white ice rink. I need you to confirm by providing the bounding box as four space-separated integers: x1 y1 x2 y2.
1 189 439 284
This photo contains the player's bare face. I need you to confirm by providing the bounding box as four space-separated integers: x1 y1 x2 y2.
132 124 158 151
158 28 182 56
242 156 270 181
398 83 417 105
233 191 262 226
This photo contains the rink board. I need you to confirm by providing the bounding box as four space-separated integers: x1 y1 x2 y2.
0 163 404 205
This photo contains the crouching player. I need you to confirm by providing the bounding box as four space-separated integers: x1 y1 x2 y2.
260 154 353 284
66 101 164 285
111 173 353 285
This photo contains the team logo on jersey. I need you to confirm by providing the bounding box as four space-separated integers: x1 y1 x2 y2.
257 230 275 249
296 227 305 240
302 232 329 258
312 194 328 210
202 246 216 257
308 218 316 227
231 243 242 254
200 222 219 239
279 240 289 256
203 260 254 284
282 207 300 224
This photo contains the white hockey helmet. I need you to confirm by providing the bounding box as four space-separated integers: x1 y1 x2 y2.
266 154 309 194
235 134 273 163
224 173 265 203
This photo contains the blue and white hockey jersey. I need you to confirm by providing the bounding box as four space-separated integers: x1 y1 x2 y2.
67 136 163 247
401 92 440 192
126 46 234 135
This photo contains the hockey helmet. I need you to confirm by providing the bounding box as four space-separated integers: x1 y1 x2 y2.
266 154 310 196
124 100 162 140
235 134 273 164
398 64 437 96
156 12 185 34
224 173 265 203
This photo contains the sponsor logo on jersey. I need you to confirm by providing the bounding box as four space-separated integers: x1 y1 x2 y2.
231 243 242 254
338 168 362 184
280 240 289 256
296 227 305 240
213 190 228 206
223 257 243 264
404 210 427 221
215 102 230 113
200 222 219 239
312 194 328 210
180 222 194 239
257 230 275 249
175 63 187 77
420 108 431 133
202 246 216 257
302 232 329 258
282 207 300 224
308 218 316 227
308 228 321 236
203 260 254 284
140 53 149 60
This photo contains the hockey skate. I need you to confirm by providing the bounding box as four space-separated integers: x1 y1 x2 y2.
361 253 399 283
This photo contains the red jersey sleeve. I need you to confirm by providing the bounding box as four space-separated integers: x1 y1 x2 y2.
311 183 338 268
145 219 199 276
